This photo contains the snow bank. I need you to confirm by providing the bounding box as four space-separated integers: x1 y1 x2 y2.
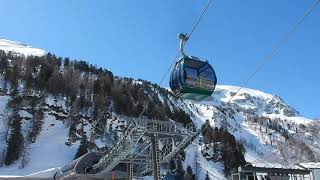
26 167 59 178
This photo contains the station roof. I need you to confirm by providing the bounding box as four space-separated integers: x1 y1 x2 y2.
237 166 311 175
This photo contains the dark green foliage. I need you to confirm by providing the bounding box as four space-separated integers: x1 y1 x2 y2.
205 171 210 180
251 116 291 140
68 116 79 143
64 57 70 67
201 120 246 176
111 87 133 115
0 57 8 75
48 67 64 96
184 165 194 180
169 159 176 170
7 64 20 96
73 60 90 73
0 50 191 127
36 55 54 89
171 108 192 126
23 62 34 93
175 159 185 180
180 151 186 162
0 49 199 165
74 135 88 159
4 111 24 165
28 109 44 143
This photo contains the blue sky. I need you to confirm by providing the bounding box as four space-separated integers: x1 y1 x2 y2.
1 0 319 118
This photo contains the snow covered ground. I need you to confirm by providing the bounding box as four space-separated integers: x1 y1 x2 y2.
184 139 226 180
3 84 318 176
0 72 317 179
0 96 11 170
179 85 318 178
0 39 46 57
0 113 78 176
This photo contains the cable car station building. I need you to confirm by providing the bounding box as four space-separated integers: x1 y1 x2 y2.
298 163 320 180
232 166 312 180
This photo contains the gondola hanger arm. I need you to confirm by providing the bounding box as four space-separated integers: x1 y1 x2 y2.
178 33 189 57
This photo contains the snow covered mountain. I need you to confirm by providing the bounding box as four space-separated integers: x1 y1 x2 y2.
0 85 317 179
0 39 318 179
172 85 319 179
0 39 46 57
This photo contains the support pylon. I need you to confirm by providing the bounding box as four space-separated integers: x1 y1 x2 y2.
126 159 133 180
151 134 160 180
129 162 133 180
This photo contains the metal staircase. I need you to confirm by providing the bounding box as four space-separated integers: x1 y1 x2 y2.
139 125 198 176
93 122 146 175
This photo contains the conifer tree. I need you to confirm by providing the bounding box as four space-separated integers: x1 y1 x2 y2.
4 111 24 165
175 159 185 180
74 135 88 159
169 159 176 171
205 171 210 180
184 165 193 180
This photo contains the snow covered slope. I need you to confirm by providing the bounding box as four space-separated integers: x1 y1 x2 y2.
145 84 318 179
0 39 46 57
0 39 318 179
183 85 318 172
0 83 317 179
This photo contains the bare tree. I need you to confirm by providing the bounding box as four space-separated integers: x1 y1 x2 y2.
20 140 30 168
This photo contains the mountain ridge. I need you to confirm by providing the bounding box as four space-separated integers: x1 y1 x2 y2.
0 39 318 179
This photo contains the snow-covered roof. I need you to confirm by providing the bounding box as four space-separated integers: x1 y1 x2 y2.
299 162 320 169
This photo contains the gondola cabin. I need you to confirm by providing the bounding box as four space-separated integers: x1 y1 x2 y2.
169 56 217 101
